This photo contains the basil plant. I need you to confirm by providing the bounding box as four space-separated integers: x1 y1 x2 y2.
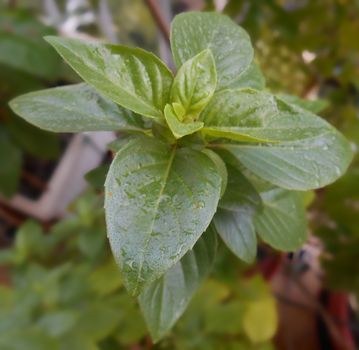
9 12 353 341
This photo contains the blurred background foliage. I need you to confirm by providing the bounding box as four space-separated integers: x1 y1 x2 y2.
217 0 359 301
0 0 358 349
0 190 277 350
0 6 63 197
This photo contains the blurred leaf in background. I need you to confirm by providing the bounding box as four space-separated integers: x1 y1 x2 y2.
0 9 61 78
218 0 359 305
0 5 65 198
0 189 277 349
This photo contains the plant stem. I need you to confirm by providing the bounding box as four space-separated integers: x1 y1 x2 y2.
144 0 170 45
0 206 24 226
8 0 16 9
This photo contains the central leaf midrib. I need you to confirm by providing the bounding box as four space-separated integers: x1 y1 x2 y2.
203 126 327 132
202 127 275 143
209 130 333 149
134 144 178 294
203 126 329 143
184 63 203 114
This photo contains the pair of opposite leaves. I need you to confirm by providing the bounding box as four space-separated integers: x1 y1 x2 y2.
9 11 353 342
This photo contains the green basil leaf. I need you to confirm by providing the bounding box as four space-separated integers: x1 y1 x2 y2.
9 83 146 133
164 104 203 139
201 89 332 142
202 128 273 143
171 12 253 91
214 164 262 263
230 62 266 90
0 131 21 198
45 36 173 119
201 149 228 197
254 188 307 250
170 49 217 119
213 135 352 191
138 225 217 342
278 94 329 114
205 90 353 190
105 136 222 295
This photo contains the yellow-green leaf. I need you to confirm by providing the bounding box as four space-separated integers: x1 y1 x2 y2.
170 49 217 120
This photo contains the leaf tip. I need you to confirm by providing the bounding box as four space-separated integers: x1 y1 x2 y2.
7 95 27 121
7 97 17 112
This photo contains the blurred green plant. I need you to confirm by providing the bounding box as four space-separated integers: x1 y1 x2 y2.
221 0 359 95
217 0 359 304
0 189 276 349
0 7 64 197
103 0 158 49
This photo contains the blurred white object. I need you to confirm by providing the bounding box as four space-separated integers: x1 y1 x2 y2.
43 0 96 34
302 50 316 64
98 0 118 43
214 0 227 11
1 132 115 221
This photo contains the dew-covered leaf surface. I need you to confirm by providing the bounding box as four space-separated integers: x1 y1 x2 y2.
254 188 307 250
105 136 221 295
170 49 217 120
138 226 217 342
214 164 262 263
171 12 253 91
205 90 353 190
45 36 173 119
